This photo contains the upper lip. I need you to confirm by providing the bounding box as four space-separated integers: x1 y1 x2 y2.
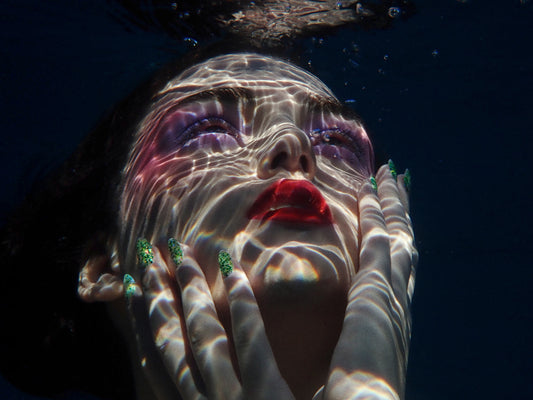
246 179 333 225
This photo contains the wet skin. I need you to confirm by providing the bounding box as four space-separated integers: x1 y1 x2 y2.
121 54 373 397
119 53 373 291
78 54 416 400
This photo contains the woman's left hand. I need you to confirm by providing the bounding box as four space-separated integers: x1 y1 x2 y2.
319 163 417 400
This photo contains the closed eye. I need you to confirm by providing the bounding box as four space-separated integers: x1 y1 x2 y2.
308 126 369 169
181 117 239 143
309 128 358 153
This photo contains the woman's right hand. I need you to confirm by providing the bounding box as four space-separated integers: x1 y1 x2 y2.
125 241 294 400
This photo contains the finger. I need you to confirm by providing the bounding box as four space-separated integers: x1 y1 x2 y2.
324 369 400 400
312 385 324 400
397 170 418 304
375 164 416 309
396 170 415 246
397 169 410 213
175 250 242 400
141 240 205 400
357 177 392 280
123 270 183 399
219 251 294 400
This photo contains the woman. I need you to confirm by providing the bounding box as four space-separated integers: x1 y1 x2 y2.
76 53 416 399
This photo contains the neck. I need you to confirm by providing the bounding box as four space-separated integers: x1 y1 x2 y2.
257 282 347 399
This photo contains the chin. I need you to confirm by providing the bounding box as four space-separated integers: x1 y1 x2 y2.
234 238 352 298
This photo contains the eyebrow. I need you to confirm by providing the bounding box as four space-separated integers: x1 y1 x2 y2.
158 85 361 123
159 87 255 108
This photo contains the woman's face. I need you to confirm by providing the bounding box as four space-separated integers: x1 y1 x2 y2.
118 53 373 304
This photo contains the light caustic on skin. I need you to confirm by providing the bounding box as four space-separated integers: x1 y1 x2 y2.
78 53 417 400
120 54 374 297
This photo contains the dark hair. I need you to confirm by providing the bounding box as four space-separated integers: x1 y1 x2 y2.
0 41 296 398
0 64 151 398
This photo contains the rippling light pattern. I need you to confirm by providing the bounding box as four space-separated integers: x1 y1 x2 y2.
119 53 373 290
100 54 416 399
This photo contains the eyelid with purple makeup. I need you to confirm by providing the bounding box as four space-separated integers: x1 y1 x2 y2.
179 116 243 149
157 87 252 130
155 96 248 152
309 126 357 150
306 112 373 172
308 113 368 148
303 94 368 151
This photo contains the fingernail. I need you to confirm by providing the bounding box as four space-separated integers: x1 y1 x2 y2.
136 238 154 266
388 159 397 179
168 238 183 267
369 176 378 191
403 169 411 191
123 274 136 300
218 250 233 278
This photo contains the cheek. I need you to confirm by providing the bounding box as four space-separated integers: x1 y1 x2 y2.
318 180 360 275
131 154 195 203
120 153 195 243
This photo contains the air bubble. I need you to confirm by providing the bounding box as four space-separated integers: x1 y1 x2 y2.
183 37 198 48
388 7 401 18
348 59 360 69
312 37 324 47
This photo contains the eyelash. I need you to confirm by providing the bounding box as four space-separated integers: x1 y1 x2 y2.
170 117 360 157
309 128 358 153
180 117 240 143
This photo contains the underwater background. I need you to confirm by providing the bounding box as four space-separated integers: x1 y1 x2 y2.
1 0 532 399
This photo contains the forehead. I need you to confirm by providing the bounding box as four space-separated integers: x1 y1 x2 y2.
158 53 335 100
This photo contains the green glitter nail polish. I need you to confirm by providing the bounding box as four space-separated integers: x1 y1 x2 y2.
168 238 183 267
136 238 154 265
403 169 411 191
369 176 378 191
124 274 136 300
218 250 233 278
388 159 397 179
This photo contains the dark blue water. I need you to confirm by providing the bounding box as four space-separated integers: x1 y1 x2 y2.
1 0 532 399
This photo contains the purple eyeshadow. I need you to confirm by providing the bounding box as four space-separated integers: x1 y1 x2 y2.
182 132 240 152
309 124 370 169
156 111 242 153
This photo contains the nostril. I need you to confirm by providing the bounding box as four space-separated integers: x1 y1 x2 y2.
271 152 287 170
299 155 308 173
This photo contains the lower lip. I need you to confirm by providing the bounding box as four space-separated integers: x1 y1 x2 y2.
247 179 334 225
260 207 332 225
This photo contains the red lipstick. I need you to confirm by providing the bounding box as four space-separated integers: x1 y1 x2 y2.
246 179 333 225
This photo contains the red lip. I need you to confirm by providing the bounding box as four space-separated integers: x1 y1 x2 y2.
246 179 333 225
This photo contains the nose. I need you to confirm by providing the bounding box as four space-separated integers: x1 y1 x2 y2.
257 124 316 180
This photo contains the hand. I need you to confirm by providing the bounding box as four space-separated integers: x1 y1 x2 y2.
321 163 417 400
124 241 294 400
